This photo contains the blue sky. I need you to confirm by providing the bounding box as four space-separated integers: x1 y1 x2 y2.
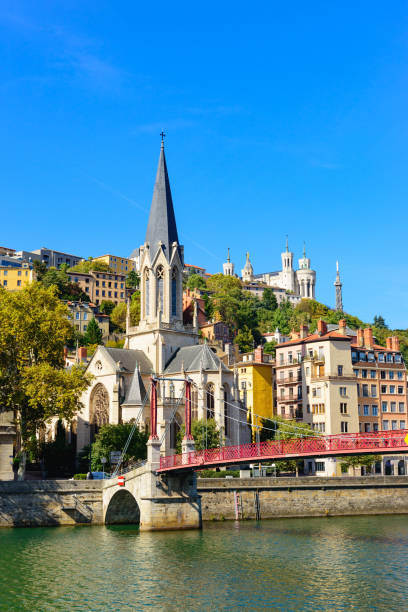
1 2 407 328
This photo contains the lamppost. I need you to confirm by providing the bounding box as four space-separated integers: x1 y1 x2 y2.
272 463 277 478
86 447 93 479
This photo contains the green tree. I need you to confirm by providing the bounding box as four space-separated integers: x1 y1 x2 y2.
83 318 103 345
91 423 148 471
373 315 387 329
126 270 140 289
110 293 140 331
69 259 112 273
33 260 47 280
99 300 115 315
176 418 220 453
186 274 207 291
40 266 90 302
206 273 243 330
261 287 278 311
234 325 255 352
263 340 277 355
340 455 381 476
0 283 92 447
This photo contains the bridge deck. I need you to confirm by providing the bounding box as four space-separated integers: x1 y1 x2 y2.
158 430 408 473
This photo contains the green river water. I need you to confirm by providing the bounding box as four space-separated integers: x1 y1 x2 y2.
0 515 407 611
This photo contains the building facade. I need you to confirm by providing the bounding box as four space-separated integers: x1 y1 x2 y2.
275 319 359 476
66 301 110 339
16 248 83 268
0 261 35 290
235 345 274 441
68 270 126 305
92 254 137 275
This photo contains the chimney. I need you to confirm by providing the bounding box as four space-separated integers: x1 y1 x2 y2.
78 346 87 362
386 337 393 350
254 345 264 363
63 346 68 360
392 336 400 352
300 324 309 339
338 319 347 335
317 319 327 336
357 329 364 347
363 327 373 349
290 329 299 340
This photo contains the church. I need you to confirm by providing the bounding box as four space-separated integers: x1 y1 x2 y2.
76 141 247 454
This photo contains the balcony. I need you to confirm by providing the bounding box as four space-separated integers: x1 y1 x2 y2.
277 377 303 385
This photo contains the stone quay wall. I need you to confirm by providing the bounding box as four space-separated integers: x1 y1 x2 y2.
2 476 408 528
0 481 103 527
197 476 408 521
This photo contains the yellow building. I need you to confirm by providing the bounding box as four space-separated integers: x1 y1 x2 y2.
92 254 137 275
236 346 274 441
0 263 35 290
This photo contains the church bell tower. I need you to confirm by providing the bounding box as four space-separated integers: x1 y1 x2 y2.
127 136 198 372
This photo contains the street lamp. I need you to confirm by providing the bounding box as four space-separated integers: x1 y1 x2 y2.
272 463 277 478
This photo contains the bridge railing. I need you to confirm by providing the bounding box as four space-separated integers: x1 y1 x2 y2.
159 430 408 471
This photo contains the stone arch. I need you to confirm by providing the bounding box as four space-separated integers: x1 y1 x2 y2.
206 383 215 419
105 489 140 525
89 383 109 442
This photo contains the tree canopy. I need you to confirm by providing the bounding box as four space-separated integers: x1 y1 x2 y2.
0 283 92 445
176 418 220 453
126 270 140 289
83 318 103 345
69 258 112 274
91 423 148 471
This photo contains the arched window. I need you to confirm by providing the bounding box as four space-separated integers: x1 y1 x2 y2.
156 266 164 315
191 384 198 421
89 383 109 442
144 268 150 317
171 267 178 317
224 385 230 437
206 383 215 420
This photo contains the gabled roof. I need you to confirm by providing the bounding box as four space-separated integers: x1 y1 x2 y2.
164 344 230 374
101 347 152 374
145 143 179 261
122 363 147 406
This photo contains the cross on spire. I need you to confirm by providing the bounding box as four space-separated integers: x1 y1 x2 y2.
160 131 166 147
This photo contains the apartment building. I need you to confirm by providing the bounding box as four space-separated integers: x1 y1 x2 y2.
66 301 110 339
275 319 359 476
352 327 407 433
68 270 126 305
0 261 35 290
16 247 83 268
92 254 137 275
236 345 274 441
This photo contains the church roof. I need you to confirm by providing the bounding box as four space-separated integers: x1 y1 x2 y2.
122 363 147 406
101 347 152 375
164 344 230 374
145 142 179 261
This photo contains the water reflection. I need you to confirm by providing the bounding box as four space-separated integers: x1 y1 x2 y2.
1 516 407 610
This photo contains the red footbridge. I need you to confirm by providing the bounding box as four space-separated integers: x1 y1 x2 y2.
158 430 408 473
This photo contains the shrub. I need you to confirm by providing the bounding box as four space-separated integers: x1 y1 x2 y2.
197 469 239 478
73 473 87 480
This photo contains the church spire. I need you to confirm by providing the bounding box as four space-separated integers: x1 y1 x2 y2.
334 260 343 312
285 235 289 252
145 137 179 261
227 247 230 263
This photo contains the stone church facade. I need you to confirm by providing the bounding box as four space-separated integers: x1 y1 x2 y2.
76 141 247 455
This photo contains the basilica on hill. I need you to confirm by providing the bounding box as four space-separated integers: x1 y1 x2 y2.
223 240 316 304
76 140 247 455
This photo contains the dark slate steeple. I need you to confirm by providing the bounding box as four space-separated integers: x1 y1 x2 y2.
145 139 179 261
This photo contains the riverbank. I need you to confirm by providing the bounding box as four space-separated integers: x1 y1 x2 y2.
1 475 408 528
